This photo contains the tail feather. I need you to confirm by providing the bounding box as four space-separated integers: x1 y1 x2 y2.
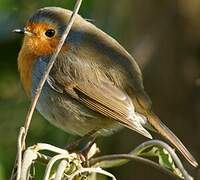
147 112 198 167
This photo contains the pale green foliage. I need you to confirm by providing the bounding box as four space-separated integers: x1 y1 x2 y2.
13 140 193 179
138 146 183 178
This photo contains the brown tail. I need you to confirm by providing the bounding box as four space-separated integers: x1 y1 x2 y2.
147 112 198 167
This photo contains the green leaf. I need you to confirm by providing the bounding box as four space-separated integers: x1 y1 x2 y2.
137 146 183 178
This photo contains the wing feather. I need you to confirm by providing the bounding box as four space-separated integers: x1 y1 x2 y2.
67 81 152 139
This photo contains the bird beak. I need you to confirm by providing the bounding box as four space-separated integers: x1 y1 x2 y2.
12 28 25 34
12 28 33 36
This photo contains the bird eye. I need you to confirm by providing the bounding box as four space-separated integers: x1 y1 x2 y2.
45 29 56 38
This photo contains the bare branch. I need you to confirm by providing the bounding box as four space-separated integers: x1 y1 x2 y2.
68 167 117 180
55 160 69 180
132 140 192 180
43 154 77 180
10 1 83 179
10 127 25 180
20 148 38 180
90 154 180 179
22 0 83 149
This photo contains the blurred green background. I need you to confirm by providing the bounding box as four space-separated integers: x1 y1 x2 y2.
0 0 200 179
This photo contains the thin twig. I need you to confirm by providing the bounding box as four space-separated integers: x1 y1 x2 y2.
90 140 192 180
36 152 51 165
68 167 117 180
33 143 69 154
90 154 181 179
20 148 38 180
43 154 74 180
10 0 83 179
22 0 83 149
55 160 69 180
132 140 191 180
10 127 25 180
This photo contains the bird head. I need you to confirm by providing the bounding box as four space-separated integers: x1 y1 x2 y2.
13 7 73 56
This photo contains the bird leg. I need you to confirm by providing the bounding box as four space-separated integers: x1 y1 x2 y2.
66 130 98 166
78 135 98 167
66 129 97 153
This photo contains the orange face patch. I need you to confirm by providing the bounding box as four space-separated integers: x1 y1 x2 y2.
17 22 68 95
23 22 61 56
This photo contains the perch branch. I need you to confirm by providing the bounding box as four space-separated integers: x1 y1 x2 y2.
132 140 191 180
10 0 83 179
90 154 180 179
22 0 83 150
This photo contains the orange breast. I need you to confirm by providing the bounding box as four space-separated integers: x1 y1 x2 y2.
18 22 69 96
18 36 68 96
18 44 36 96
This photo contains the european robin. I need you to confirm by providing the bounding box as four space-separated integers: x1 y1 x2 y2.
14 7 198 167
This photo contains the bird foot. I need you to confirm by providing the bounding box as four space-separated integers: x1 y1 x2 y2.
66 133 99 167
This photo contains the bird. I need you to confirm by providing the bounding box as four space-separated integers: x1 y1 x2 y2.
13 7 198 167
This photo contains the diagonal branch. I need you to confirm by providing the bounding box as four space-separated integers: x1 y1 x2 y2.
90 154 181 179
22 0 83 150
132 140 192 180
10 1 83 179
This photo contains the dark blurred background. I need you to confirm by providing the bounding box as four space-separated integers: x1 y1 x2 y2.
0 0 200 179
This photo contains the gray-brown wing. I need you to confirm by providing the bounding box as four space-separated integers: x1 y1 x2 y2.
65 17 152 111
62 80 152 139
